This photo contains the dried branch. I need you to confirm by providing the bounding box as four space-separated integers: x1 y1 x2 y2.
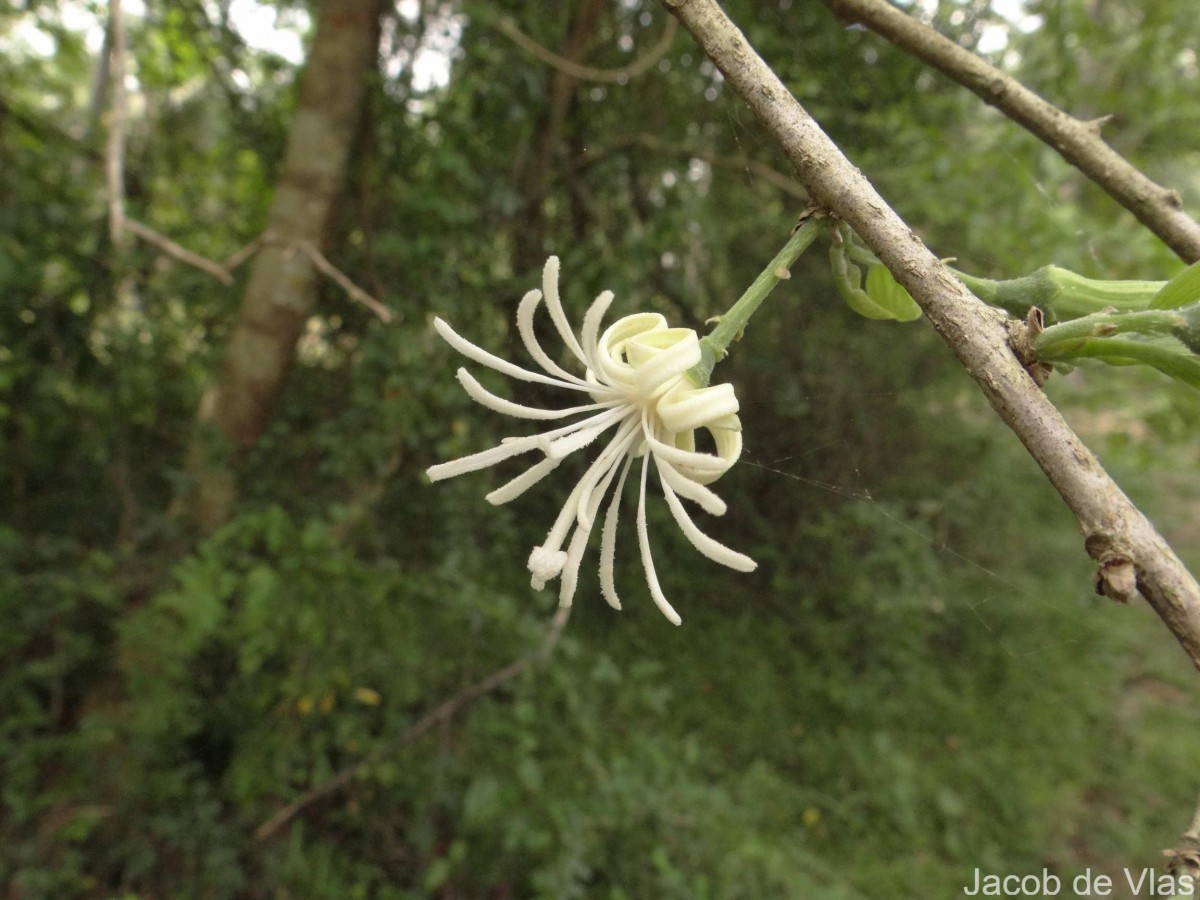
496 15 678 83
290 239 394 323
117 224 393 322
222 234 267 271
254 606 572 842
662 0 1200 669
124 218 235 284
823 0 1200 264
105 0 128 246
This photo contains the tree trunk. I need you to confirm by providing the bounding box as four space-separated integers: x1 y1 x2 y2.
187 0 385 530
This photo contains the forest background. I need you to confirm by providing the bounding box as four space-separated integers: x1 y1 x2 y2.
3 0 1200 897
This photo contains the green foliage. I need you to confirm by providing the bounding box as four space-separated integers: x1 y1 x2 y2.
1151 259 1200 309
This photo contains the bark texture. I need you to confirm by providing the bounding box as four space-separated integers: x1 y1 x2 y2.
664 0 1200 669
189 0 384 529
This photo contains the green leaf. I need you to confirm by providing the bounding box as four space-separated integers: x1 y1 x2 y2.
864 265 923 322
1150 259 1200 309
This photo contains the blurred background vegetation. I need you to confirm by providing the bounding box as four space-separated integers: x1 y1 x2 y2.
2 0 1200 897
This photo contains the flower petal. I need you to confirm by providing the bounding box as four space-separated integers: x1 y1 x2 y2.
599 455 634 611
485 456 562 505
636 455 683 626
426 435 540 482
516 289 591 387
581 290 615 374
676 424 743 486
628 329 701 397
659 469 757 572
546 406 629 459
457 368 619 420
575 417 641 529
541 256 589 368
558 439 627 608
434 317 592 392
643 427 732 475
595 313 668 386
657 382 740 433
656 459 727 516
529 472 592 589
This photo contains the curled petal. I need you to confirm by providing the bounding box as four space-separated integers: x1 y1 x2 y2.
594 313 669 386
659 469 757 572
628 329 702 398
656 459 727 516
657 382 740 433
581 290 615 375
678 424 743 486
541 256 589 368
643 426 732 476
517 290 591 387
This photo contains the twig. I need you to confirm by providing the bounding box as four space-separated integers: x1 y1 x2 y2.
254 605 572 842
105 0 128 246
117 224 393 322
496 16 677 83
124 218 235 284
222 234 267 271
822 0 1200 264
291 239 394 323
571 133 808 200
662 0 1200 669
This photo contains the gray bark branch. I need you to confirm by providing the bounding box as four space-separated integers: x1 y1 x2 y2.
823 0 1200 264
663 0 1200 670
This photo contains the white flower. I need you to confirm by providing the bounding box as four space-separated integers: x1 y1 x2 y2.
427 256 755 625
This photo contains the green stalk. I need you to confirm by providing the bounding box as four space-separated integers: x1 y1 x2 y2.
952 266 1164 320
1052 336 1200 390
1035 308 1185 358
690 218 821 386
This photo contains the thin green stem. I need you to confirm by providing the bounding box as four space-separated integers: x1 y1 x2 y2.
690 218 821 386
1036 308 1185 357
1056 337 1200 389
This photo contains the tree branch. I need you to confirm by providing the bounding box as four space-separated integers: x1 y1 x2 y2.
254 605 572 842
823 0 1200 264
570 132 809 200
290 238 394 324
663 0 1200 669
496 16 678 84
118 223 393 322
123 218 235 284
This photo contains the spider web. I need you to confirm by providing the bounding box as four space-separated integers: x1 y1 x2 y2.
736 387 1106 665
